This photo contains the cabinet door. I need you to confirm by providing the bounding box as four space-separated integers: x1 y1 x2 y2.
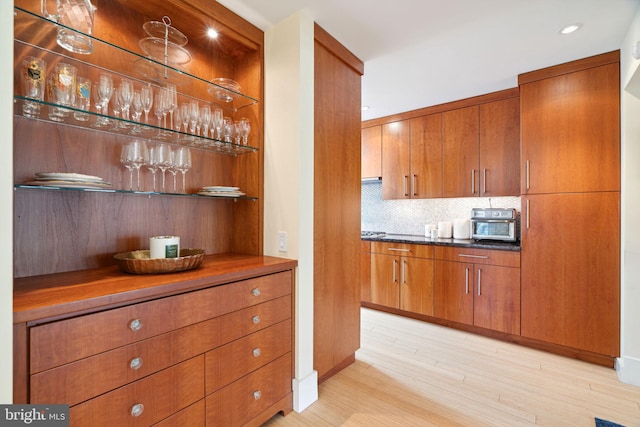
370 254 400 308
360 241 371 302
443 106 479 197
479 97 520 196
434 260 473 325
521 192 620 356
382 120 410 199
361 125 382 179
520 62 620 194
410 114 443 198
473 265 520 335
400 257 434 316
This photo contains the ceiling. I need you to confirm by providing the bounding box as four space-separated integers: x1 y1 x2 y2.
217 0 640 121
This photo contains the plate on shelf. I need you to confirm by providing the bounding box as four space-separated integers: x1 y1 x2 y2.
35 172 104 182
139 37 192 65
208 78 241 102
197 190 245 198
201 186 240 192
25 180 113 189
143 21 188 46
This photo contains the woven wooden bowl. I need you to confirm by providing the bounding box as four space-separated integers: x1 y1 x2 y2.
114 249 205 274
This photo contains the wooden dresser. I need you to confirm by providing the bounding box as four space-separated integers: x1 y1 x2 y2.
13 254 297 427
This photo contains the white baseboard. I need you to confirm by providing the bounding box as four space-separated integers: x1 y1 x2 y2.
292 370 318 412
616 356 640 386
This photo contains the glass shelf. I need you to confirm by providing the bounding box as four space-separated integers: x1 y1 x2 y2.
14 6 259 111
14 96 256 156
15 184 258 201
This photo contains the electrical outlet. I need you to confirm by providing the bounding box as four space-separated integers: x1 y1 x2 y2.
278 231 287 252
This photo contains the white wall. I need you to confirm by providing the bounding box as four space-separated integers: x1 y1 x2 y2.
619 6 640 386
263 11 318 411
1 0 14 403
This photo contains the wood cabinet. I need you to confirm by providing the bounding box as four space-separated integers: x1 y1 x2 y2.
479 97 520 196
362 125 382 179
370 242 435 316
314 24 363 382
382 115 443 199
443 106 479 197
519 51 621 358
361 240 371 302
434 246 520 335
14 255 296 426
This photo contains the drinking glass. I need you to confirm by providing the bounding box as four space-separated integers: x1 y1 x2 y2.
118 79 134 121
200 105 211 138
131 140 149 191
188 101 199 135
140 85 153 124
21 56 47 118
154 143 172 192
92 73 113 127
167 150 179 193
48 63 77 122
239 117 251 145
146 144 159 192
164 84 177 130
174 147 192 193
212 108 223 140
223 116 234 142
120 143 135 190
233 121 242 145
180 103 190 135
130 90 143 134
73 77 91 121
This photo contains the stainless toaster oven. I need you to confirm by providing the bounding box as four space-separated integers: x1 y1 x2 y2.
470 208 519 242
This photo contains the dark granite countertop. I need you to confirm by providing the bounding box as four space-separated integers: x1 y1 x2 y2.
362 233 520 252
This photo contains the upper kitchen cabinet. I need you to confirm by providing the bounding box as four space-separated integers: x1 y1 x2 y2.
520 51 620 194
381 115 443 199
479 96 520 196
361 125 382 179
443 106 479 198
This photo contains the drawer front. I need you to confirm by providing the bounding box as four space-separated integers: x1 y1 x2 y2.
371 242 433 259
205 353 292 427
31 296 291 405
205 320 291 395
30 271 292 372
152 400 205 427
70 355 204 427
434 246 520 267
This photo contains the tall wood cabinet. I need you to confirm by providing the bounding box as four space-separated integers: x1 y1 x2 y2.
314 24 363 382
519 51 621 358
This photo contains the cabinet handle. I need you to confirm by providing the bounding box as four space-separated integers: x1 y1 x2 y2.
388 248 410 252
130 403 144 417
526 199 530 229
129 357 143 370
403 175 409 197
253 390 262 400
252 348 262 357
252 288 261 297
525 160 530 191
458 254 488 259
465 267 469 294
477 268 482 296
471 169 476 194
392 259 397 283
129 318 143 332
402 260 407 284
252 315 261 324
412 174 417 196
482 168 487 194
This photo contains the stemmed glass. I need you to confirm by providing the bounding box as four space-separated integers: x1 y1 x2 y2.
120 140 148 191
174 147 192 193
212 108 223 140
200 105 211 138
165 84 177 130
167 150 180 193
93 73 113 127
154 143 172 192
146 144 159 192
223 116 234 142
239 118 251 145
130 90 143 133
140 85 153 124
118 79 134 121
153 92 166 137
120 143 135 190
188 101 199 135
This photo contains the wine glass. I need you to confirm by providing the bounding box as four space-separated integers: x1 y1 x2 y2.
174 147 192 193
188 101 199 135
180 103 190 136
200 105 211 139
167 149 180 193
154 143 172 192
223 116 234 142
120 143 135 190
131 140 149 191
212 108 223 140
118 79 134 121
239 117 251 145
130 90 143 133
153 92 166 137
233 121 242 145
164 84 177 130
140 84 153 124
92 73 113 127
146 144 159 192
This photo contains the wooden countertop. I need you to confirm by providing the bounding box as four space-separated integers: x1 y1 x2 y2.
14 253 297 325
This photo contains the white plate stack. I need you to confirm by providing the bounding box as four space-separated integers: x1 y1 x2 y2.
26 172 112 189
197 186 245 198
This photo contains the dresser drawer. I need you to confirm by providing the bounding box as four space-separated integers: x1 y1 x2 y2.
70 355 204 427
31 296 291 405
434 246 520 267
205 353 291 426
30 271 292 372
205 320 291 395
152 400 205 427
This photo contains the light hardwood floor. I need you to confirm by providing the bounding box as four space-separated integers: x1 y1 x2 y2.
264 308 640 427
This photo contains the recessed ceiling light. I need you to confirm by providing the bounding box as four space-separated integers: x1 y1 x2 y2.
559 23 583 35
207 28 219 39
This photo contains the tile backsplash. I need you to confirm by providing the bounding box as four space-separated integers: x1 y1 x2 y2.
361 181 521 235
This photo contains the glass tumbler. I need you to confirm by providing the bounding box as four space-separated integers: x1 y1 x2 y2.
73 77 91 121
47 63 77 122
21 56 47 118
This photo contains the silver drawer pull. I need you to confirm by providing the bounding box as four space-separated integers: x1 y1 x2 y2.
252 348 261 357
252 288 261 297
129 318 143 332
388 248 410 252
129 357 143 370
130 403 144 417
457 254 489 259
252 315 261 324
253 390 262 400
